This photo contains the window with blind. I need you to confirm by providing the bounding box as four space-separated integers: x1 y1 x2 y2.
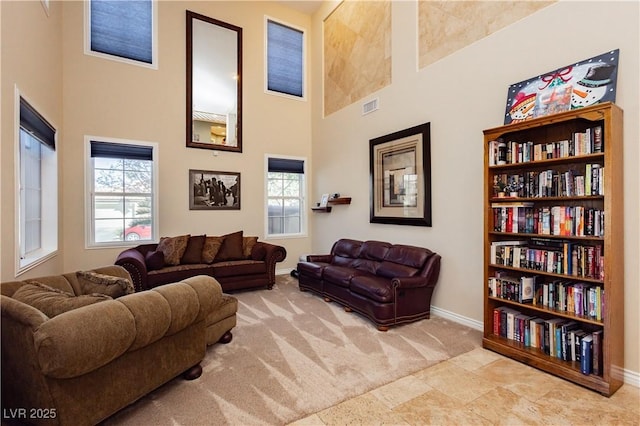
266 18 305 99
266 156 306 236
87 138 158 246
18 96 58 272
86 0 156 67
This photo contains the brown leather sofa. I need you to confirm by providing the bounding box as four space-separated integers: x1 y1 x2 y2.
0 266 234 426
115 232 287 292
297 239 441 330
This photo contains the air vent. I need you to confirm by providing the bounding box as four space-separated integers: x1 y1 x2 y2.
362 98 379 115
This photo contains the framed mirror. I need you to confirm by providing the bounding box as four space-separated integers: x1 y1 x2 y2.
186 11 242 152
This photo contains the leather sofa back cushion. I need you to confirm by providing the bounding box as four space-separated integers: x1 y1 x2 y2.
157 234 190 265
215 231 244 261
359 240 391 261
12 281 112 318
332 239 362 258
76 271 135 298
385 245 431 269
181 235 206 264
376 261 420 279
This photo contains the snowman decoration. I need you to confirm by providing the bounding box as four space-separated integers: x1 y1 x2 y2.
571 63 616 108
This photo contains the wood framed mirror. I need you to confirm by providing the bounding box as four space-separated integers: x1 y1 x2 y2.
186 10 242 152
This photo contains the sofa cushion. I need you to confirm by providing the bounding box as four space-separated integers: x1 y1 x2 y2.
332 239 363 259
76 271 135 298
323 265 361 288
202 236 224 263
157 235 190 266
211 260 266 278
13 281 112 318
359 240 391 261
376 261 420 279
181 235 206 264
243 236 258 259
350 274 395 303
215 231 244 261
384 245 430 269
145 250 165 271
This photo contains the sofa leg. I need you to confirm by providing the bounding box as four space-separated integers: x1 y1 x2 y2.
323 297 332 302
377 325 389 332
218 330 233 344
344 306 352 312
183 364 203 380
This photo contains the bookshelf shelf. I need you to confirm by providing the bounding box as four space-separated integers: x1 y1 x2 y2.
483 102 624 397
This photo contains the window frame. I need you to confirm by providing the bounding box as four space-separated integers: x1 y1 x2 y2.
85 135 159 248
84 0 158 70
264 16 307 101
15 89 58 275
265 155 307 239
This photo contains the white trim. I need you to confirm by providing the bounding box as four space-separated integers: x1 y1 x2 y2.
84 135 159 248
264 153 308 239
14 87 59 277
84 0 158 70
264 15 307 101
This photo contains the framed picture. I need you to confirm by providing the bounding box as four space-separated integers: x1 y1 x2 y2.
319 193 330 208
189 169 240 210
504 49 619 124
369 122 432 226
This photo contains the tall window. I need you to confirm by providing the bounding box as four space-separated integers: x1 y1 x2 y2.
266 18 305 99
86 0 157 68
18 96 57 272
87 138 157 246
267 156 306 237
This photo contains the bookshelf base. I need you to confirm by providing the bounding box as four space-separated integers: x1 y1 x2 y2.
482 335 621 397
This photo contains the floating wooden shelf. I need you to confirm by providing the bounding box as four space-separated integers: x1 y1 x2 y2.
328 197 352 205
311 206 332 212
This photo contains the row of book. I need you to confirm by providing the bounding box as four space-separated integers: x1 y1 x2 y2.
488 274 604 320
488 125 603 166
492 203 604 237
492 164 604 198
492 307 603 375
490 239 604 280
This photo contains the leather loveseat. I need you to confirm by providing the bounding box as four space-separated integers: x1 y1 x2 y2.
297 239 441 330
0 266 235 426
115 231 286 293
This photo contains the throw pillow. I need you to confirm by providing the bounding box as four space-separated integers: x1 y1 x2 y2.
13 281 112 318
181 234 206 264
145 250 165 271
76 271 135 298
214 230 244 261
157 235 190 266
243 236 258 259
202 236 224 263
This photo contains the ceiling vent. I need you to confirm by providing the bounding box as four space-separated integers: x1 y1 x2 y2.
362 98 379 115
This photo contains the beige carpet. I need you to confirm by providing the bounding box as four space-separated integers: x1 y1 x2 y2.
105 274 481 425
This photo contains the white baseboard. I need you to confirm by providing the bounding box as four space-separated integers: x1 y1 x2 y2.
276 268 294 276
430 305 640 389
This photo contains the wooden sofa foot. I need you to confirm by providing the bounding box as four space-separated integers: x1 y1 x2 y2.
218 331 233 344
183 364 203 380
324 297 332 302
377 325 389 332
344 306 352 312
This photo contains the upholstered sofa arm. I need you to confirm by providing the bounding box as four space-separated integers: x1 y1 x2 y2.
391 276 431 289
306 254 332 263
252 242 287 287
115 248 148 291
420 253 442 287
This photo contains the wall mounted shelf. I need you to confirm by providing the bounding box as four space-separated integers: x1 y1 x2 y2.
311 196 351 212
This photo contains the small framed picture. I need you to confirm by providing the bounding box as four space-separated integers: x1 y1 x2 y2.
319 193 330 208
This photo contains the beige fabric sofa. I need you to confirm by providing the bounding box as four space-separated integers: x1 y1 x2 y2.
0 265 237 425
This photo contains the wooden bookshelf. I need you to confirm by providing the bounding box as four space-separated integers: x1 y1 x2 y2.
482 103 624 396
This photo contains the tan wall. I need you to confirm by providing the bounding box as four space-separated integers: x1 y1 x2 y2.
59 1 312 273
0 0 63 280
310 1 639 377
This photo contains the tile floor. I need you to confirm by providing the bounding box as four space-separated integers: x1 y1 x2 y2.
290 348 639 425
